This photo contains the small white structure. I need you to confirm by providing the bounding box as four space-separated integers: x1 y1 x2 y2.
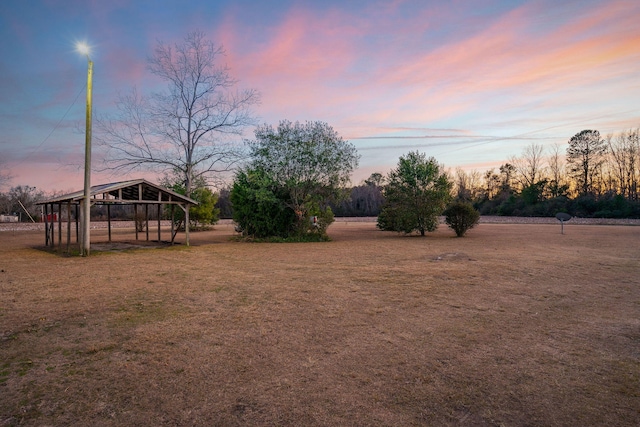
0 214 19 223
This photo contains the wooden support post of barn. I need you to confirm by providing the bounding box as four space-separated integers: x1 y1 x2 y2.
75 205 79 243
134 204 139 241
43 204 49 246
157 203 161 242
107 204 112 242
67 202 72 253
170 204 175 245
57 203 62 250
145 204 149 241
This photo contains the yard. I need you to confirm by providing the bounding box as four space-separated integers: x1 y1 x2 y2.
1 220 638 426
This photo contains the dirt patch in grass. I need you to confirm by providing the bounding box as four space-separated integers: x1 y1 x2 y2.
1 221 639 426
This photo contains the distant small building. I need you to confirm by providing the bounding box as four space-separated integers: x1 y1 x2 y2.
0 214 19 223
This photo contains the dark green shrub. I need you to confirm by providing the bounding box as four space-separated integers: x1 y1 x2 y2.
444 202 480 237
230 168 295 239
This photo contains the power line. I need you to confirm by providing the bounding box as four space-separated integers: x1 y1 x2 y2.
350 109 640 155
355 135 558 151
441 109 640 155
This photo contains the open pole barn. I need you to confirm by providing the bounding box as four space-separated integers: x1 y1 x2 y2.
37 179 198 254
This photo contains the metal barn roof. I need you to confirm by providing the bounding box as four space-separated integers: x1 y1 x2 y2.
38 179 198 205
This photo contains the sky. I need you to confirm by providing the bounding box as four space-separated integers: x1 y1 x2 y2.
1 0 639 193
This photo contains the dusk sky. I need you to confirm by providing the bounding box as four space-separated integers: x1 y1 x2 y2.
1 0 639 193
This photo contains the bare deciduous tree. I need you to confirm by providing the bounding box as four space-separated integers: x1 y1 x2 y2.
3 185 44 220
547 143 568 197
454 168 482 201
510 143 545 190
96 31 260 232
0 158 13 191
608 128 639 200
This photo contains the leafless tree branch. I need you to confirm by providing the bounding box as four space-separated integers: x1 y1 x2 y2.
95 31 260 194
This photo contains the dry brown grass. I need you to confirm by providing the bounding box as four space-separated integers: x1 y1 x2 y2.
1 221 639 426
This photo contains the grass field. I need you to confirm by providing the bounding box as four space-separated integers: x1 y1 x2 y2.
1 220 639 426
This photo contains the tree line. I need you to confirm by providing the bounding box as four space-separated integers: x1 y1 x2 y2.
453 128 640 218
213 127 640 220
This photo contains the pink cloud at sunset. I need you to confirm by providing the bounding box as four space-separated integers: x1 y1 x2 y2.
216 0 638 144
0 0 638 192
